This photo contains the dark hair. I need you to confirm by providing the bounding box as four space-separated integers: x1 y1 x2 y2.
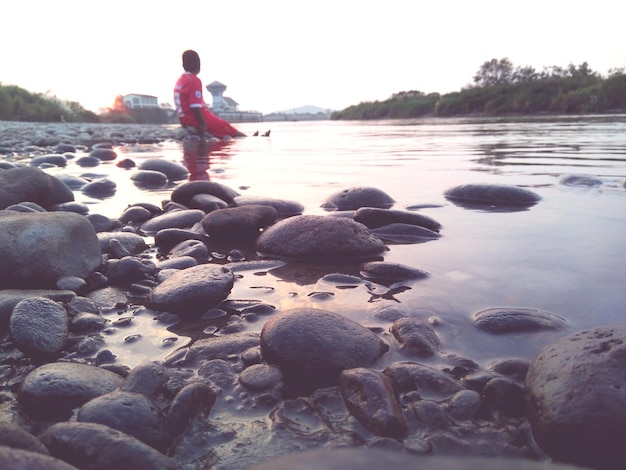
182 50 200 73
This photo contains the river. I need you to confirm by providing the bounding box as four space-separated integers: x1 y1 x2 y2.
42 115 625 367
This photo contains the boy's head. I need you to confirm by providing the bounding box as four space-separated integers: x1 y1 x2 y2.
182 50 201 74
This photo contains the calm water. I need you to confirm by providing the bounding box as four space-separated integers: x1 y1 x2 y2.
46 115 626 366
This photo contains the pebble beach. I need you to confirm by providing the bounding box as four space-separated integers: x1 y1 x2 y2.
0 120 625 469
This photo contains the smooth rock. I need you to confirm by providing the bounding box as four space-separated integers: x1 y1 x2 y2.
354 207 441 232
78 391 165 450
189 193 228 212
202 205 278 240
234 195 304 218
473 307 567 334
164 332 260 367
170 180 240 207
131 170 168 187
167 239 209 261
0 422 50 454
370 223 441 244
444 183 541 208
0 289 75 331
260 308 389 384
9 297 69 359
166 382 217 438
89 148 117 160
339 367 407 438
390 317 440 357
81 178 116 198
19 362 124 420
360 261 430 283
383 361 462 400
98 232 147 255
39 422 177 469
0 446 78 469
239 364 284 391
321 186 395 210
140 209 205 234
120 362 169 398
138 158 189 180
30 154 67 168
525 321 626 469
0 211 101 289
255 215 386 261
0 166 73 210
146 264 235 317
120 206 154 224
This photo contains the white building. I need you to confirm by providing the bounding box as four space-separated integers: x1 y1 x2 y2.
123 94 159 109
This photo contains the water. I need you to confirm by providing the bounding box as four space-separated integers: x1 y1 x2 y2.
41 115 626 366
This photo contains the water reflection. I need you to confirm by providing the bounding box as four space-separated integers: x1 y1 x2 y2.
182 136 211 180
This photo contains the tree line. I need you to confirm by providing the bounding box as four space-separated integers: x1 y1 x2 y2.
0 86 174 124
331 58 626 120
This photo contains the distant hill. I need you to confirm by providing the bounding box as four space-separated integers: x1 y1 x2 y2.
272 105 334 115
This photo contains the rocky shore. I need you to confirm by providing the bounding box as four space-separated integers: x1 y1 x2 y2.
0 122 624 469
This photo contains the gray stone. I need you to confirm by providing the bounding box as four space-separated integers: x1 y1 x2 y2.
354 207 441 232
260 308 389 384
89 148 117 160
138 158 189 181
202 205 277 240
0 289 75 331
78 391 165 450
0 446 78 469
360 261 430 283
234 195 304 218
189 193 228 212
0 211 101 289
140 209 205 234
321 186 395 210
131 170 168 187
255 215 385 261
81 178 117 198
146 264 235 317
167 239 209 261
170 180 240 207
39 422 177 469
383 362 462 400
370 223 441 244
98 232 147 255
19 362 124 420
166 382 217 438
164 332 260 367
339 367 407 438
0 166 73 210
444 183 541 208
239 364 284 391
473 307 567 334
30 154 67 168
0 422 50 454
390 317 440 357
9 297 69 359
120 206 153 224
120 362 169 398
525 321 626 469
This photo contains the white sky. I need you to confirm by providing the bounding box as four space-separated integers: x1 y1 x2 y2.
2 0 624 114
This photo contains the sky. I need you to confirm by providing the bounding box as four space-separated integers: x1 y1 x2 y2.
2 0 624 115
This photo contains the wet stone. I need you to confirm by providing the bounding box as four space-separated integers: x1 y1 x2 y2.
260 308 389 385
444 183 541 208
321 186 395 211
166 382 217 438
390 317 440 357
525 321 626 469
131 170 168 187
473 307 567 334
239 364 284 391
140 209 205 234
255 215 386 261
383 362 462 400
170 180 240 207
39 422 177 470
370 223 441 244
138 158 189 181
202 205 278 240
339 367 407 439
77 391 165 450
361 261 430 283
234 195 304 218
353 207 442 232
146 264 234 317
9 297 69 359
0 447 78 470
19 362 124 420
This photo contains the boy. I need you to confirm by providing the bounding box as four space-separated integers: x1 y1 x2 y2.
173 50 245 138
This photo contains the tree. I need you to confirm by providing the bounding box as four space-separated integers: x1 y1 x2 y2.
473 58 514 87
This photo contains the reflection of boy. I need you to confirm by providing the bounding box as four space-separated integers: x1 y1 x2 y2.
173 50 244 138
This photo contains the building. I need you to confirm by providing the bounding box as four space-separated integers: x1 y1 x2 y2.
123 94 159 109
206 81 263 123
